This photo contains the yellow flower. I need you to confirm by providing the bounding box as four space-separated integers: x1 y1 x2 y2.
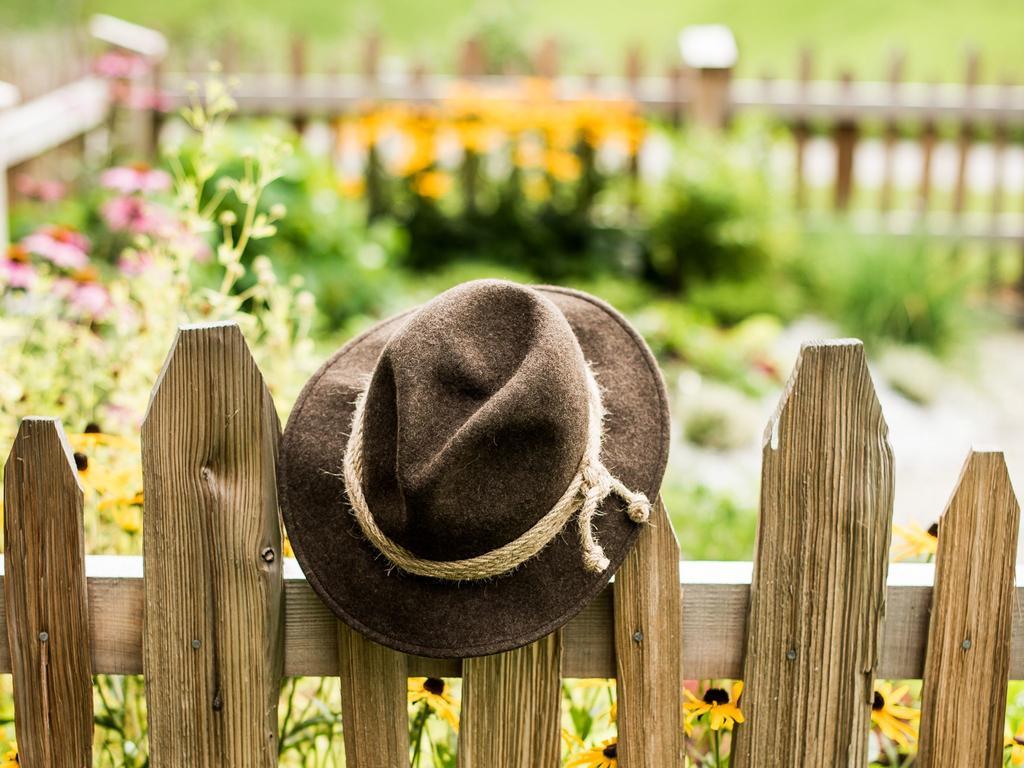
684 682 744 731
1 747 18 767
337 176 365 200
546 150 582 183
1005 720 1024 765
892 521 938 561
515 141 545 169
522 175 550 202
565 738 617 768
411 171 452 200
407 677 459 731
282 537 295 558
561 727 585 753
871 682 919 751
114 501 143 533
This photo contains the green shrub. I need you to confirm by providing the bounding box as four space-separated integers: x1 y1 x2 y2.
640 125 792 299
663 481 758 561
798 230 977 354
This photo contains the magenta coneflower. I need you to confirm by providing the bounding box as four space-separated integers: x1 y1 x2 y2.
0 245 37 289
21 226 89 269
100 164 171 195
101 195 172 235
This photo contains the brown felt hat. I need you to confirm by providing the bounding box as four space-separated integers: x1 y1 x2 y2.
278 279 670 658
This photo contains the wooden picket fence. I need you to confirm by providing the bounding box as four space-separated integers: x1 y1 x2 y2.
1 322 1020 765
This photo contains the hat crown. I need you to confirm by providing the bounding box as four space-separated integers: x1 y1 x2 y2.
358 280 590 563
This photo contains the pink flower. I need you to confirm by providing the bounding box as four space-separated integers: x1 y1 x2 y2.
117 250 154 276
0 245 37 289
102 195 173 235
22 226 90 269
55 268 112 321
14 175 67 203
93 51 150 79
100 164 171 194
170 229 212 263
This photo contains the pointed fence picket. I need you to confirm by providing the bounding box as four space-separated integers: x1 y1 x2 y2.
0 324 1020 766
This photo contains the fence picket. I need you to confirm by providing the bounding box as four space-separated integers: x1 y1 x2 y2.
733 340 894 765
917 450 1020 766
613 496 683 767
337 622 410 767
834 71 858 210
458 633 562 767
141 322 283 766
3 417 93 766
952 50 980 216
879 49 905 212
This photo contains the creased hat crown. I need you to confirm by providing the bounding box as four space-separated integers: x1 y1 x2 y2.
359 280 590 562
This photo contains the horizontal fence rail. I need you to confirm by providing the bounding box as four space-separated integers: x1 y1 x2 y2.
0 556 1019 681
158 72 1024 125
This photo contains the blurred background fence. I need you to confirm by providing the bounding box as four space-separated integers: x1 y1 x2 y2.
2 15 1023 249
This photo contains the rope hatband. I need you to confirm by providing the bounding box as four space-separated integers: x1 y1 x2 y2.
342 367 651 581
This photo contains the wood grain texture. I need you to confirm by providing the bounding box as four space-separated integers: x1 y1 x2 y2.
733 340 894 767
917 450 1020 767
458 632 562 768
3 418 93 767
336 621 410 768
141 323 283 766
613 496 683 767
0 557 1017 679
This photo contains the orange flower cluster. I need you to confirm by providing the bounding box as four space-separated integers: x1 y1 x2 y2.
335 78 646 200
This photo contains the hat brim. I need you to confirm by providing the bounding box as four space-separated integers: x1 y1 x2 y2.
278 285 670 658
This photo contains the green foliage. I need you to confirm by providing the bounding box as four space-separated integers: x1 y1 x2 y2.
639 127 798 316
664 481 758 561
797 230 976 354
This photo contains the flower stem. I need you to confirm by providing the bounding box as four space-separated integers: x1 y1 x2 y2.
712 728 721 768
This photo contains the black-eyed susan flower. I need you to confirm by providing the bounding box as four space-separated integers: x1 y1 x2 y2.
565 738 617 768
871 682 919 750
892 521 938 561
1 746 18 767
99 492 143 534
561 727 585 753
1005 720 1024 765
407 677 459 731
684 682 744 731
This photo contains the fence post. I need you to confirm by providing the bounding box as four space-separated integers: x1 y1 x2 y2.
290 34 308 137
459 634 562 766
834 70 858 211
613 496 683 766
879 49 905 212
3 418 94 767
678 24 737 130
793 48 813 208
733 340 894 765
337 624 410 767
917 450 1020 765
141 323 284 766
952 49 980 217
459 36 486 78
533 37 560 79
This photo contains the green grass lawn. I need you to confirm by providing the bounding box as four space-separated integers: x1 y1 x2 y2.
4 0 1023 82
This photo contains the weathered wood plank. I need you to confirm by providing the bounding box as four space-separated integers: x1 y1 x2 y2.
733 340 894 766
337 622 409 768
917 450 1020 767
0 557 1016 678
3 418 93 766
613 497 683 767
458 633 562 767
142 322 283 766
